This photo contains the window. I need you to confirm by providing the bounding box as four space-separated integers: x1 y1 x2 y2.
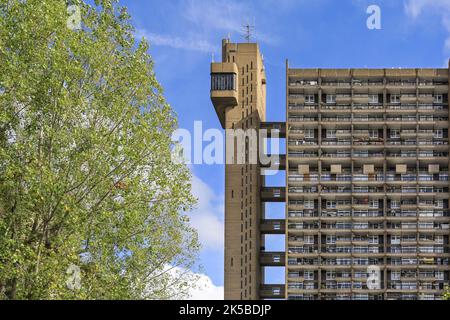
304 129 315 139
305 95 315 104
304 271 314 280
327 201 337 209
369 94 379 104
390 129 400 139
434 94 443 104
326 129 336 139
272 288 281 296
434 129 443 139
390 200 400 209
211 73 236 91
326 235 336 244
368 236 379 244
390 94 401 104
369 200 379 209
391 235 401 244
369 130 378 139
326 94 336 104
391 271 401 280
304 200 315 209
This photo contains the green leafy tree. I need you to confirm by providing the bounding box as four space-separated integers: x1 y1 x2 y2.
444 286 450 300
0 0 199 299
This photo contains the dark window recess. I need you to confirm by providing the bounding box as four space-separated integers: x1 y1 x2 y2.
211 73 236 91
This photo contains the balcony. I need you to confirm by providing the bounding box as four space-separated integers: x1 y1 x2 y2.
418 94 434 104
353 94 370 104
353 116 384 123
289 116 318 123
387 104 417 111
289 79 319 88
288 140 319 148
288 94 306 104
322 81 351 89
335 94 352 104
322 116 351 123
353 104 384 112
400 95 417 104
321 105 351 111
387 116 417 122
387 80 416 90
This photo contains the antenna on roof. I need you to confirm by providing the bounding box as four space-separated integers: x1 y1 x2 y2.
242 20 255 43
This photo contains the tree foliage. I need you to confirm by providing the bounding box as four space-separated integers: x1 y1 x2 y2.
444 286 450 300
0 0 199 299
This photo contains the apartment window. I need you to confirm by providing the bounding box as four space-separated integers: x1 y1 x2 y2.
304 129 315 139
326 271 336 280
326 94 336 104
304 271 314 280
368 236 379 244
390 94 401 104
326 129 336 139
326 235 336 244
304 200 315 209
369 94 379 104
369 200 379 209
305 95 315 104
434 94 443 104
391 235 401 244
391 271 401 280
390 200 400 209
211 73 236 91
305 235 315 244
390 129 400 139
369 130 378 139
434 129 443 139
327 200 337 209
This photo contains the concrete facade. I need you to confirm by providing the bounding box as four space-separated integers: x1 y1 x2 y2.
211 39 450 300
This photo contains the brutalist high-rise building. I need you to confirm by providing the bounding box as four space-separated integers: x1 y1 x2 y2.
210 39 450 300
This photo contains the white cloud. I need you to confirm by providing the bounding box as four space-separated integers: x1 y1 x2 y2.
189 174 224 251
188 272 224 300
138 0 283 53
404 0 450 18
404 0 450 52
152 265 223 300
184 0 279 45
136 29 217 53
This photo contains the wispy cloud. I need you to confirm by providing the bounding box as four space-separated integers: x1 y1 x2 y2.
404 0 450 51
136 29 218 53
189 174 224 251
184 0 279 45
137 0 284 53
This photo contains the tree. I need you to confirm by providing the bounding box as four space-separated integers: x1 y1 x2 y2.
444 286 450 300
0 0 199 299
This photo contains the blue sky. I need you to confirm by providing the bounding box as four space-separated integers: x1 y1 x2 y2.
118 0 450 298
